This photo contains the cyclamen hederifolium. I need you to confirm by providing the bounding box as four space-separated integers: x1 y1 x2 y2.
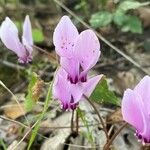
52 16 102 110
0 15 33 64
122 76 150 144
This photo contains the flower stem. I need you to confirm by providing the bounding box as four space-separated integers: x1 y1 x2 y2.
104 122 128 150
76 110 79 134
71 110 74 133
83 95 109 140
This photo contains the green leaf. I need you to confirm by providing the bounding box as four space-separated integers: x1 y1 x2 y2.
113 10 128 26
118 0 150 12
0 139 7 150
25 72 39 111
32 29 44 42
74 1 86 10
121 15 142 34
89 11 113 28
27 83 52 150
90 77 120 105
15 21 22 31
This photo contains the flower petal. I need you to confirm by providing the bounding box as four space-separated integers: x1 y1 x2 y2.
52 68 71 106
0 17 26 57
53 16 79 58
134 76 150 115
60 57 79 84
22 15 33 54
74 29 100 76
82 75 103 97
121 89 144 132
52 67 83 110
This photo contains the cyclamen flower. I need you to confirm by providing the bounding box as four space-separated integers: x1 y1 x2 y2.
0 15 33 63
52 68 103 110
122 76 150 143
53 16 100 84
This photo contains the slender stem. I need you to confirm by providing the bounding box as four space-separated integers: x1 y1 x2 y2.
33 45 57 61
104 122 128 150
83 95 109 140
71 110 74 133
76 110 79 134
12 120 39 150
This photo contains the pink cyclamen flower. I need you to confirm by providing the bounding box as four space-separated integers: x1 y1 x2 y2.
0 15 33 63
52 68 103 110
53 16 100 84
122 76 150 143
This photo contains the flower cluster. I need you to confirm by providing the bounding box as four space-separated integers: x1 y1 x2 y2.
0 15 33 64
122 75 150 143
52 16 102 110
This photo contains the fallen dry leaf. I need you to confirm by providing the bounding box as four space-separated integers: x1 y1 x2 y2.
107 108 123 123
114 71 136 94
137 7 150 27
2 103 27 120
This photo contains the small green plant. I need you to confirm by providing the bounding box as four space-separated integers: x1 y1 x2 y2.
90 0 150 34
90 77 120 106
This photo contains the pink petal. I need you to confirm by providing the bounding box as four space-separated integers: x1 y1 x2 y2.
74 29 100 75
140 112 150 142
134 76 150 115
52 67 83 110
60 57 79 84
22 15 33 54
53 16 79 58
69 83 83 103
52 68 71 106
0 17 26 58
82 75 103 97
121 89 144 132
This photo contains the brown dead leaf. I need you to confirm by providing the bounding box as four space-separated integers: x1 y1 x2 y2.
137 7 150 27
107 108 123 123
105 0 116 12
32 79 44 102
2 103 27 119
114 71 136 94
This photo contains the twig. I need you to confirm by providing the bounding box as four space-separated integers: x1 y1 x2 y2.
83 95 109 140
0 59 25 70
12 120 39 150
33 45 57 61
0 115 27 128
0 115 48 140
104 122 128 150
53 0 149 75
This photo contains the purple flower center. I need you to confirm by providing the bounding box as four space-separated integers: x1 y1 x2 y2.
67 75 78 84
62 95 79 110
136 131 150 144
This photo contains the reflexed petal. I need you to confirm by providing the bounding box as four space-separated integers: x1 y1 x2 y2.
82 75 103 97
52 68 71 106
140 112 150 142
134 76 150 115
70 83 83 103
53 16 79 58
52 68 83 110
74 29 100 76
60 57 79 84
22 15 33 54
121 89 144 132
0 17 26 57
